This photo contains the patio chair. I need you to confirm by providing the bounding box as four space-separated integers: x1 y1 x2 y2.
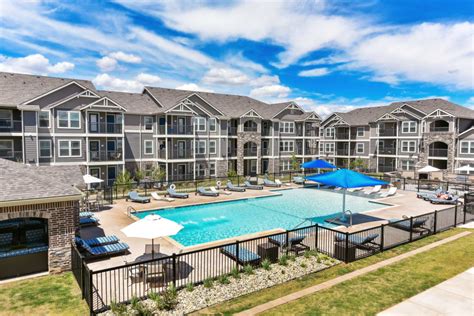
364 185 382 195
335 233 380 251
196 187 219 197
243 181 263 190
0 232 13 250
388 217 430 234
429 195 460 205
80 241 129 258
79 216 100 227
263 179 281 187
75 235 120 247
416 188 444 200
210 186 232 195
166 188 189 199
268 233 309 254
25 229 46 246
348 187 363 192
226 181 246 192
151 192 175 202
293 176 305 185
220 244 261 266
380 186 397 198
127 191 150 203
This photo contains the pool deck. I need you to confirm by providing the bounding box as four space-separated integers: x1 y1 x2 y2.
81 186 455 271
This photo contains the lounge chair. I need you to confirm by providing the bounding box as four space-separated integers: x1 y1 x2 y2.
263 179 281 187
276 179 290 186
429 195 460 205
416 188 444 200
75 235 119 247
210 186 232 195
79 211 94 218
166 188 189 199
79 241 129 258
269 233 309 253
334 187 342 191
293 176 305 185
380 187 397 198
127 191 150 203
389 217 430 234
79 216 100 227
197 187 219 197
226 181 246 192
220 244 261 266
151 192 175 202
348 187 363 193
364 185 382 195
243 181 263 190
335 233 380 251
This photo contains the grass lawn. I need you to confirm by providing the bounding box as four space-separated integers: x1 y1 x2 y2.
198 228 474 315
0 272 88 316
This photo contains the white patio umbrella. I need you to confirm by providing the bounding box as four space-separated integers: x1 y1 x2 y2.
121 214 183 259
455 165 474 173
83 174 104 184
417 165 440 173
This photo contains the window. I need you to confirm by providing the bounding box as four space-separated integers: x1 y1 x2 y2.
280 160 291 171
144 140 153 155
144 116 153 131
195 140 206 154
210 162 216 176
401 140 416 153
57 111 80 128
401 160 415 171
196 164 205 177
209 140 217 154
325 143 335 152
58 140 81 157
325 127 334 138
356 143 364 154
0 110 13 128
0 140 13 157
460 141 474 154
357 127 364 137
319 143 324 153
279 122 294 133
195 117 206 132
402 121 417 133
279 140 294 152
39 140 52 158
39 111 50 128
209 118 216 132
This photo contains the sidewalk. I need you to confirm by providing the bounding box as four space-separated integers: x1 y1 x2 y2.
379 267 474 316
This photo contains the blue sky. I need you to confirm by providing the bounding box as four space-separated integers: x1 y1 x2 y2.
0 0 472 116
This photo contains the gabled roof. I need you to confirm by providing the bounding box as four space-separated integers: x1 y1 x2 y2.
390 99 474 119
0 72 95 106
98 90 161 115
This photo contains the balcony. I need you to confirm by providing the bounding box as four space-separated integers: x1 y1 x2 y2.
305 129 319 137
336 133 349 139
0 120 22 133
304 148 318 155
261 129 271 136
243 148 258 157
378 165 396 172
261 148 270 156
89 150 123 162
378 147 397 155
169 149 193 159
428 148 448 157
378 129 397 137
243 126 258 132
228 127 238 135
430 127 450 132
0 150 23 162
167 125 193 135
88 122 122 134
336 148 349 155
227 148 237 157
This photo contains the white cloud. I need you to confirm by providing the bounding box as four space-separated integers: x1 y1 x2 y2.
109 51 142 63
465 96 474 109
93 73 161 92
250 84 291 99
96 56 117 72
225 52 268 74
251 75 280 87
175 83 214 92
202 67 250 85
298 68 331 77
0 54 74 74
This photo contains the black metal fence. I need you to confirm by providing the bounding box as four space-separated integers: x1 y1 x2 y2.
73 195 474 314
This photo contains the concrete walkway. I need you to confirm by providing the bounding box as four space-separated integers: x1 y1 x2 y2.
379 267 474 316
235 231 471 316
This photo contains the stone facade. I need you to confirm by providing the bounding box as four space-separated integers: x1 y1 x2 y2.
0 200 80 273
215 160 228 177
236 131 262 175
419 132 456 173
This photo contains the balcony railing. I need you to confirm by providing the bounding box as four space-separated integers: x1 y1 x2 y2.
243 148 258 157
378 147 397 155
0 120 22 132
430 127 450 132
305 129 319 137
89 150 123 161
169 149 193 159
378 129 397 137
167 125 193 135
261 129 271 136
378 165 396 172
261 148 270 156
227 149 237 157
336 133 349 139
336 149 349 155
243 126 258 132
228 127 238 135
304 148 318 155
429 148 448 157
88 122 122 134
0 150 23 162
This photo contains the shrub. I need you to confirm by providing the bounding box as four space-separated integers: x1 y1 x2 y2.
279 255 288 266
230 267 240 279
304 250 318 258
130 296 154 316
261 259 271 271
203 278 214 288
300 262 307 268
185 283 195 292
288 255 296 261
157 285 178 311
218 275 230 285
110 300 127 316
243 264 254 275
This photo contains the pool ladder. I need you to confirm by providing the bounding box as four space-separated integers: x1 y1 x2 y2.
342 210 353 227
127 206 137 217
292 218 314 230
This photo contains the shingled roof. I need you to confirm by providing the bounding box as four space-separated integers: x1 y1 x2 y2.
0 159 83 204
98 90 160 115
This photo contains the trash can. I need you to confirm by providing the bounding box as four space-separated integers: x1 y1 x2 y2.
257 243 279 263
334 242 356 262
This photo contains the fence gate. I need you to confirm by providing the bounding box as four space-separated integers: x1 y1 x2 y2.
465 193 474 215
103 186 113 204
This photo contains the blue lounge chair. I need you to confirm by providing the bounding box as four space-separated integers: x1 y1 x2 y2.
127 191 150 203
293 176 305 185
269 233 306 247
25 229 46 246
335 233 380 251
429 195 460 205
75 235 120 247
263 179 281 187
226 181 246 192
197 187 219 197
388 217 430 234
80 216 100 227
416 188 445 200
220 244 261 266
0 232 13 251
243 181 263 190
80 241 129 258
167 188 189 199
79 211 94 218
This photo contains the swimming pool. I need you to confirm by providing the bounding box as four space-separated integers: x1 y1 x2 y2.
135 188 385 246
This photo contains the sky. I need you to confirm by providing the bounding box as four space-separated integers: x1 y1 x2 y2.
0 0 473 117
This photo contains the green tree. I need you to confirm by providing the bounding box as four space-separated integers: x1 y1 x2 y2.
290 153 300 171
134 169 144 182
151 165 166 181
115 170 132 196
350 158 367 171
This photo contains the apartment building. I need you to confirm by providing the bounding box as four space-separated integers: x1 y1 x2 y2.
319 99 474 175
0 72 321 184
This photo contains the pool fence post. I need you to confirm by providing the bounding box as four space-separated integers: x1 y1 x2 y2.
403 178 406 190
172 253 177 287
463 194 467 224
454 203 458 227
409 217 414 242
314 224 318 251
434 210 438 234
380 224 384 252
344 232 349 263
446 181 449 191
285 231 289 256
417 179 420 192
235 240 240 269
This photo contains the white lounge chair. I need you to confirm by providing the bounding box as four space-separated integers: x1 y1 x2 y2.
334 187 342 191
151 192 175 202
210 187 232 195
365 185 382 195
380 186 397 198
348 187 363 192
275 179 291 187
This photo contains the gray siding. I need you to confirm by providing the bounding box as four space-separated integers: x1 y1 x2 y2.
24 136 37 164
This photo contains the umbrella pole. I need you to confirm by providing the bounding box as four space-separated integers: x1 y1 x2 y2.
340 189 347 221
152 238 154 260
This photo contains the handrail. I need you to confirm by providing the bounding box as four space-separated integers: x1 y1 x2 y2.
126 206 137 217
292 218 313 230
343 210 353 227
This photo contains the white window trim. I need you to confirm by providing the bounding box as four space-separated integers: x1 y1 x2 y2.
401 140 416 153
209 140 217 154
0 139 14 158
39 139 52 158
460 140 474 154
195 140 206 154
209 162 216 176
357 127 365 137
143 116 154 131
39 110 51 128
280 140 294 152
0 109 13 128
195 117 206 132
401 121 417 133
356 143 364 154
209 118 217 132
57 110 81 129
144 140 154 155
325 143 335 153
400 160 414 171
279 122 295 134
58 139 82 157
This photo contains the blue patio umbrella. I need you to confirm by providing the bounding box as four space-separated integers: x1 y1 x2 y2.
306 169 387 222
301 159 337 169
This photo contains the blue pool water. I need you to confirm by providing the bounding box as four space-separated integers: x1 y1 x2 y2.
135 188 384 246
